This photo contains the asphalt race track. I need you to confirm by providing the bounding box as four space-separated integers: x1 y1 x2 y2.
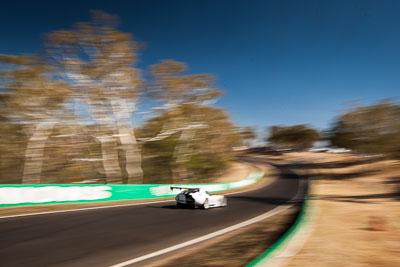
0 157 307 267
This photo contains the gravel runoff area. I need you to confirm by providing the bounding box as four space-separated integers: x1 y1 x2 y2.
277 152 400 267
0 162 262 218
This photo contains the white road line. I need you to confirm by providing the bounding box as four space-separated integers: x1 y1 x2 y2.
0 199 175 220
0 168 268 220
109 204 293 267
0 184 260 220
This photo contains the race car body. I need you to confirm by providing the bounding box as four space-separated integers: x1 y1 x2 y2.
171 187 227 209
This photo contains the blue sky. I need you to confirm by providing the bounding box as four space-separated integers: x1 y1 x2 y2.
1 0 400 132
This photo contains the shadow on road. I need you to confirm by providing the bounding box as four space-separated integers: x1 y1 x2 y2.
229 195 303 206
146 205 198 209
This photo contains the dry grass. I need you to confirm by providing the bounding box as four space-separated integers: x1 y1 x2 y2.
214 162 252 183
284 152 400 267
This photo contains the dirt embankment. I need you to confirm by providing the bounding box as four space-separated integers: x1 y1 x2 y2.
213 162 252 183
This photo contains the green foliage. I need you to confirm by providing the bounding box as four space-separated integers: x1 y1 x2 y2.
139 104 240 183
0 11 244 184
0 124 27 183
329 100 400 158
0 54 73 123
149 60 222 104
186 154 228 182
268 125 320 149
141 137 177 184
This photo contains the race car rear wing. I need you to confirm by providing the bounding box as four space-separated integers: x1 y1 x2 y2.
170 186 200 192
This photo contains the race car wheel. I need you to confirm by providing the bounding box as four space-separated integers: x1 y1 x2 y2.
203 199 209 210
221 198 227 207
177 203 184 208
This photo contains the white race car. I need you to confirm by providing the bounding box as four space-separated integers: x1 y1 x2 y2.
171 187 227 209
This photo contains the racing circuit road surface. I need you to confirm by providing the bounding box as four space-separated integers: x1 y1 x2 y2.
0 157 307 267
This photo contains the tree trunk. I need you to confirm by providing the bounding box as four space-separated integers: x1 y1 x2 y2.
96 135 123 184
111 99 144 184
22 122 56 184
116 127 143 184
172 128 196 183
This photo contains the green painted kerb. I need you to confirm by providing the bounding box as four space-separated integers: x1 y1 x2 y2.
246 197 309 267
0 168 264 208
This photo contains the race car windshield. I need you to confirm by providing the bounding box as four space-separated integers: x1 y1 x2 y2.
186 189 198 193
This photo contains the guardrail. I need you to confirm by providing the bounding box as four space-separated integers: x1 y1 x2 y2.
0 169 264 208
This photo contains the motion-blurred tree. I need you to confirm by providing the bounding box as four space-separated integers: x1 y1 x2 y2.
139 104 241 183
0 54 73 183
0 11 245 184
329 100 400 157
146 60 224 182
44 10 143 183
267 125 319 149
239 126 257 146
